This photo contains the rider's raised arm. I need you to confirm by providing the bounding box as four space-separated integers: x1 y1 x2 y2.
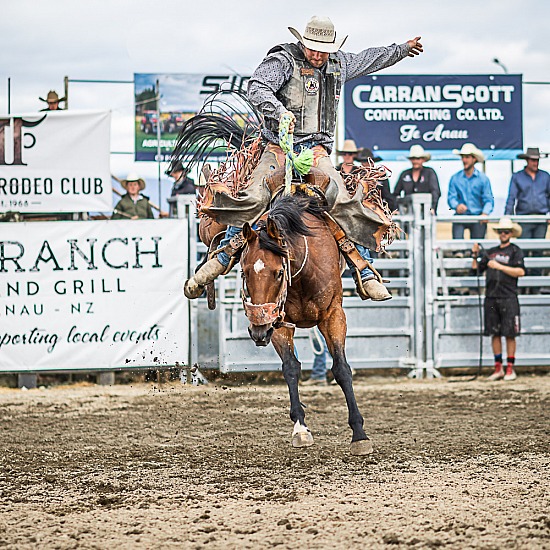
247 52 294 123
338 42 411 81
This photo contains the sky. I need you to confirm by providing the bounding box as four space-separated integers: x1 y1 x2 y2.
1 0 549 214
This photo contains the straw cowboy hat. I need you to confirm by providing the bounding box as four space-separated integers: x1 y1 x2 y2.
121 173 146 191
356 147 382 163
453 143 485 163
288 16 348 54
337 139 359 154
517 147 544 160
408 144 431 160
39 90 66 103
492 217 522 238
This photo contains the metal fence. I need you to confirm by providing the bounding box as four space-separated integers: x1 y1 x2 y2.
175 194 550 377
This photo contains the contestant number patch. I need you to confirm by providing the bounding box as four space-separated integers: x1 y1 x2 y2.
304 78 319 95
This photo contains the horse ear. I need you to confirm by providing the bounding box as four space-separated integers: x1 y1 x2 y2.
266 218 280 241
242 222 257 242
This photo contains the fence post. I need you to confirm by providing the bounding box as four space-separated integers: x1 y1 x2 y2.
176 195 199 370
410 194 435 378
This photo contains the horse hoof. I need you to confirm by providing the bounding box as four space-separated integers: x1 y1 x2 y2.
292 431 314 448
350 439 374 455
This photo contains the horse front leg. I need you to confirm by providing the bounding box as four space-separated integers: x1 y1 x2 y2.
271 327 314 448
319 310 373 456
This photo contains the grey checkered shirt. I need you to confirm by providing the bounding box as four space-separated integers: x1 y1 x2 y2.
248 41 410 151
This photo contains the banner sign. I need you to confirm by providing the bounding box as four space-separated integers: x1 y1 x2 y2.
344 74 523 160
134 73 250 161
0 219 188 371
0 110 111 213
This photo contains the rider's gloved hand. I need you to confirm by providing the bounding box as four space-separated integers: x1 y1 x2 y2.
280 111 296 134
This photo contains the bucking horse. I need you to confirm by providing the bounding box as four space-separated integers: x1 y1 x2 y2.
169 92 395 455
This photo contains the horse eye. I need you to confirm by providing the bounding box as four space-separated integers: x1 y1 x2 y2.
277 269 284 279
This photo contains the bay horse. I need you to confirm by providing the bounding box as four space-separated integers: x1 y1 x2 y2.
240 192 373 455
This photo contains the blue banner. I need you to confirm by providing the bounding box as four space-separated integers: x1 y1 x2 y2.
344 74 523 160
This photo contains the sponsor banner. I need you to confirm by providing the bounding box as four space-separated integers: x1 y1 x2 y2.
344 74 523 160
134 73 251 161
0 110 111 213
0 219 188 371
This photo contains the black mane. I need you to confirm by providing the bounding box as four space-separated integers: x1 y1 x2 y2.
258 193 326 257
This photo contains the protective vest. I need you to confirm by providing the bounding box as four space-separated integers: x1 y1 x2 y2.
266 43 342 137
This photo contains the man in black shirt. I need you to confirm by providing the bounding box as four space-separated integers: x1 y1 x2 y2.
472 218 525 381
167 161 196 196
393 144 440 213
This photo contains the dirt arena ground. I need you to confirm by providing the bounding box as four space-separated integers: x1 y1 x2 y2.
0 374 549 549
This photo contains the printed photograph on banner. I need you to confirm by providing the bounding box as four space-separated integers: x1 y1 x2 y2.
0 111 112 213
0 219 189 371
344 75 523 161
134 73 251 162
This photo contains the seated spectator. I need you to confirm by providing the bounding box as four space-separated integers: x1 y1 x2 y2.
393 145 440 213
112 173 154 220
39 90 65 111
504 147 550 239
356 147 397 212
167 161 197 196
448 143 494 239
336 139 360 174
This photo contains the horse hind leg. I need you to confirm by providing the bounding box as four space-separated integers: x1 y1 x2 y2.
320 316 373 456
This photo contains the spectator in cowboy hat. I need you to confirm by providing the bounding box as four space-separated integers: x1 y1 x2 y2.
356 147 397 212
112 173 154 220
448 143 494 239
393 145 440 213
504 147 550 239
166 160 197 196
39 90 65 111
336 139 360 174
472 217 525 381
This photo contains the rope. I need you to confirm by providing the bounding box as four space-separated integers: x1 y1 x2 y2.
278 113 314 195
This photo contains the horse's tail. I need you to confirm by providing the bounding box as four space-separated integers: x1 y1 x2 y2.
168 91 263 174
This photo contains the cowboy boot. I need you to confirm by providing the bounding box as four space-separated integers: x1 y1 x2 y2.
364 278 392 301
184 258 227 299
358 276 392 301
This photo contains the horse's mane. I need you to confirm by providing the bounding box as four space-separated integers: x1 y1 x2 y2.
258 193 326 257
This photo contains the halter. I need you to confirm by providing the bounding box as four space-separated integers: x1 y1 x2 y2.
241 235 308 329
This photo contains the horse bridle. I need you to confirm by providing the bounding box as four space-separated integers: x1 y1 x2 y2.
241 236 308 329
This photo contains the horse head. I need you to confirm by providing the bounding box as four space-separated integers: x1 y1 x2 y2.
240 220 288 347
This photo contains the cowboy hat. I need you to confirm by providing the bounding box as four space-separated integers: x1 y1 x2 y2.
356 147 382 163
120 173 146 191
39 90 66 103
337 139 358 154
408 144 431 160
288 16 348 54
517 147 542 160
492 217 522 238
452 143 485 163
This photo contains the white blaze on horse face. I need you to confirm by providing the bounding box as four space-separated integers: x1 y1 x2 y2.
253 259 265 274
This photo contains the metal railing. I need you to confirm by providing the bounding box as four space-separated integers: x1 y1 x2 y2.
176 195 550 377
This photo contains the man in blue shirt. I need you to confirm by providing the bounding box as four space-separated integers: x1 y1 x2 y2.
448 143 494 239
504 147 550 239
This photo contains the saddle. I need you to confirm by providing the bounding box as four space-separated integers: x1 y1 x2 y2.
265 166 331 200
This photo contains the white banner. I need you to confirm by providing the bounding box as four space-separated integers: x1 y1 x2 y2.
0 110 111 213
0 219 189 371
